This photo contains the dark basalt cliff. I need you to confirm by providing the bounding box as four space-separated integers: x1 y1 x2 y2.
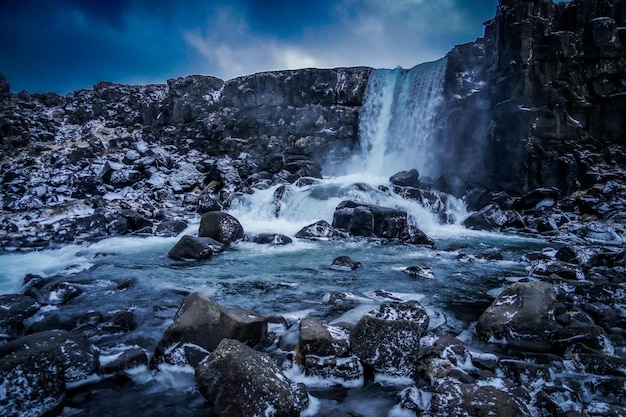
443 0 626 195
1 67 370 166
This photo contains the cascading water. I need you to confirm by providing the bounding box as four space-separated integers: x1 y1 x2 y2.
352 58 447 177
228 58 460 237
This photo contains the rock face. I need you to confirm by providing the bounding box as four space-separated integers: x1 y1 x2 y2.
195 338 308 417
441 0 626 196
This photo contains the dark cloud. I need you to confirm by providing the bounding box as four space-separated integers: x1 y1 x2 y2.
0 0 498 95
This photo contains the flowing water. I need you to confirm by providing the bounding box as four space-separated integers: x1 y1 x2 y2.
350 59 446 177
0 60 556 416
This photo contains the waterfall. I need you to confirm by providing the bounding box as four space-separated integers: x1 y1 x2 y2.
352 58 447 178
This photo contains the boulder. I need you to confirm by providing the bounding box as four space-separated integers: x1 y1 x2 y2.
350 301 429 376
250 233 293 245
155 219 188 237
403 265 435 279
0 347 66 417
0 329 99 383
514 187 559 211
429 378 531 417
389 169 420 188
0 294 40 340
330 255 362 271
152 293 267 366
332 200 407 238
463 204 508 230
100 347 148 375
401 225 436 248
198 211 244 245
476 281 559 352
420 335 472 381
195 338 308 417
297 318 362 382
295 220 340 239
464 187 494 212
298 318 349 358
167 235 224 260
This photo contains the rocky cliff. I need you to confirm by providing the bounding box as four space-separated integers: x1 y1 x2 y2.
0 68 370 247
442 0 626 196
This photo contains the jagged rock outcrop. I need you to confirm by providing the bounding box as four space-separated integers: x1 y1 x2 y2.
442 0 626 196
0 68 370 249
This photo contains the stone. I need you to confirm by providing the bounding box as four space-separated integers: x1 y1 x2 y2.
0 347 66 417
514 187 560 211
429 378 531 417
298 318 349 358
403 265 435 279
167 235 224 260
195 338 308 417
476 281 559 352
302 355 363 382
330 255 362 271
389 169 420 188
100 347 148 375
295 220 340 239
462 204 508 231
152 292 267 366
401 225 436 248
332 200 407 239
250 233 293 245
350 301 428 377
155 219 188 237
198 211 245 245
420 335 472 381
0 294 40 340
0 329 99 383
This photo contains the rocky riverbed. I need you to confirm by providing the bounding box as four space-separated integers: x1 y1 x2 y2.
2 0 626 415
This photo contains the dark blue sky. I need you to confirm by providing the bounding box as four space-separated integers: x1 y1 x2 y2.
0 0 498 95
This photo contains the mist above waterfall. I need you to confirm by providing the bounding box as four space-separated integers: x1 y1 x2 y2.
347 59 447 178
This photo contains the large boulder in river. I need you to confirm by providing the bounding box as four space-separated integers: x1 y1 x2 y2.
351 301 429 377
0 329 99 383
463 204 508 231
0 294 40 340
331 255 361 271
297 318 362 382
198 211 245 245
250 233 293 245
167 235 224 260
332 200 407 238
152 292 267 367
476 281 559 352
295 220 341 239
429 378 531 417
390 169 420 188
195 338 309 417
0 346 66 417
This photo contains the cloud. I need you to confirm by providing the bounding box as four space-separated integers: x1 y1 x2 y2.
0 0 497 93
184 0 493 80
